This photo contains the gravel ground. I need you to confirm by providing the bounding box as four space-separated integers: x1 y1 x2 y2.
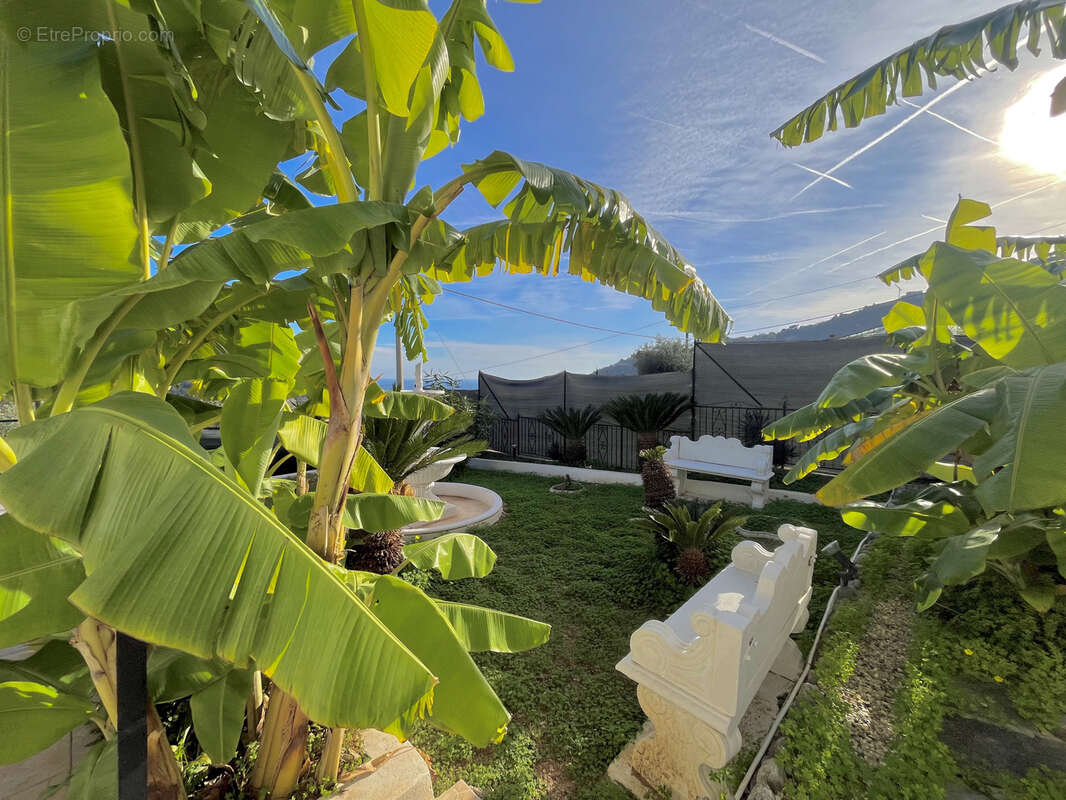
840 597 914 765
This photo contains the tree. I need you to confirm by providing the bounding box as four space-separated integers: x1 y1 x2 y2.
603 392 693 452
631 336 693 374
0 1 731 797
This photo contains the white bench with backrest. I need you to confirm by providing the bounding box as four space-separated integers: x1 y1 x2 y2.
664 434 774 509
614 524 817 799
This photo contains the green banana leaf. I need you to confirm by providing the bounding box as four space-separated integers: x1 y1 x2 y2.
0 24 141 390
0 393 437 730
772 2 1066 146
189 668 254 764
0 641 92 701
763 388 895 443
0 515 85 648
972 363 1066 514
429 151 731 343
840 499 973 540
275 413 394 493
364 390 455 420
221 378 292 496
402 532 497 579
925 243 1066 369
817 389 998 506
363 574 509 746
68 739 117 800
435 601 550 653
781 420 872 484
813 354 914 409
0 681 96 764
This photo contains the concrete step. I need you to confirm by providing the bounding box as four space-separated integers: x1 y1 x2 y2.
436 780 483 800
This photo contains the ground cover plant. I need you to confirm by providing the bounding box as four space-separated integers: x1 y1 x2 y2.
408 470 865 798
774 533 1066 800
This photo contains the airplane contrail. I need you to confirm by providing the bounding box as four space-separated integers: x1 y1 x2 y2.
738 230 886 297
744 24 825 64
900 99 999 145
792 163 853 189
791 79 970 200
647 203 884 223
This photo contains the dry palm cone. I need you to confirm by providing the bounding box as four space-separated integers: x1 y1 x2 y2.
675 546 710 584
347 482 413 574
641 455 676 508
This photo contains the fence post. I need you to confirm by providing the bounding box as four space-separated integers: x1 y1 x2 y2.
690 344 697 440
116 634 148 800
562 370 567 410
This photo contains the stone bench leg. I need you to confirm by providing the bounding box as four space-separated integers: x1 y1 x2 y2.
628 685 740 799
750 479 767 509
675 468 687 497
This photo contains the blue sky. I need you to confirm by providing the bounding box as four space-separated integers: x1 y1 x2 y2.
311 0 1066 381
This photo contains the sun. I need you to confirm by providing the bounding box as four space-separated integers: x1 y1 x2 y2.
1000 65 1066 175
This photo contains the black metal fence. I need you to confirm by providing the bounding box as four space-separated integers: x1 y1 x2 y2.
486 403 794 472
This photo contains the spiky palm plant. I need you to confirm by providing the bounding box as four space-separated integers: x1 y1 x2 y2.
350 411 487 572
539 405 601 465
638 445 676 508
604 392 692 453
634 501 746 584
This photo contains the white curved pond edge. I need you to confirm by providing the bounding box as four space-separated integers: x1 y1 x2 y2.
401 482 504 537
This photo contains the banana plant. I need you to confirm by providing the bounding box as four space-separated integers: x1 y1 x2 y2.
771 1 1066 146
0 1 732 797
763 199 1066 610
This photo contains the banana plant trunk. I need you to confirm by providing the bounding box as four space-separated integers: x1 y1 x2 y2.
71 619 186 800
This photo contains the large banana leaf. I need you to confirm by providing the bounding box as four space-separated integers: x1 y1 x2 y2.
0 393 437 730
274 489 443 535
762 388 896 443
0 681 96 764
925 243 1066 369
435 601 550 653
275 412 394 493
972 363 1066 513
221 378 292 496
816 389 998 506
362 574 509 746
189 668 254 764
0 24 141 390
97 2 211 228
0 516 85 648
364 389 455 420
813 354 914 409
840 498 973 539
772 1 1066 145
431 152 731 343
402 533 497 579
780 420 872 484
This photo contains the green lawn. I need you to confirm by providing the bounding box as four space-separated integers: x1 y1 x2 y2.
409 469 864 799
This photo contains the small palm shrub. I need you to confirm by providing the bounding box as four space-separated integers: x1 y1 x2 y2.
639 445 676 508
352 411 487 572
634 501 746 584
604 392 692 453
539 405 601 465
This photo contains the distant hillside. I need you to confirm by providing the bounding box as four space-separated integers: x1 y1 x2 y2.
735 291 923 342
593 291 922 374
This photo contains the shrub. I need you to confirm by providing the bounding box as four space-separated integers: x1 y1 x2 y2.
603 392 692 452
539 405 601 465
630 336 693 374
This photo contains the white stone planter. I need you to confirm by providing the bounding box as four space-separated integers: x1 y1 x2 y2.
407 449 467 505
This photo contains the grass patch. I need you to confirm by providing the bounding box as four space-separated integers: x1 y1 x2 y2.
411 470 858 798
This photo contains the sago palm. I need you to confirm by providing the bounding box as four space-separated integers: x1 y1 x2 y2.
603 392 692 453
634 501 746 584
539 405 602 465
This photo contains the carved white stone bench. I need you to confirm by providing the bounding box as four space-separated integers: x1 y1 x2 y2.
664 435 774 509
614 524 817 800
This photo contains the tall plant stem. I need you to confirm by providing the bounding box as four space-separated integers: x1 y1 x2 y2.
291 67 358 204
352 0 383 201
12 382 34 424
157 215 180 271
52 295 142 416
